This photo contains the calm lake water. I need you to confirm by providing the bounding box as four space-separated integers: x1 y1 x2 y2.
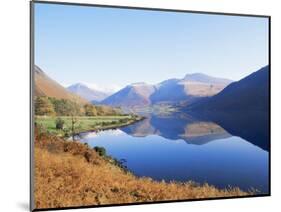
77 111 269 193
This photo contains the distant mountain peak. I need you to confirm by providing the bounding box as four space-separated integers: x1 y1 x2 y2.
67 83 110 102
76 82 85 86
130 82 149 86
102 83 156 107
183 73 232 84
184 73 209 78
68 83 87 88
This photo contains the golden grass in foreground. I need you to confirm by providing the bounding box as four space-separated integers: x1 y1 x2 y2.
34 132 248 209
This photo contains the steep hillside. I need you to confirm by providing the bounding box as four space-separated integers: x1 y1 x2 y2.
188 66 269 111
102 83 156 107
34 65 87 104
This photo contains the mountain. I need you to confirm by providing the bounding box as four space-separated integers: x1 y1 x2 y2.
150 79 186 103
188 66 269 111
102 73 232 107
67 83 109 102
34 65 87 104
101 82 156 107
151 74 231 104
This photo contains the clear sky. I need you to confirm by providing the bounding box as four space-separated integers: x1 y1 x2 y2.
34 3 269 92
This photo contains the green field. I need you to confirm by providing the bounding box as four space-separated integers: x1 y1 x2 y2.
35 115 142 137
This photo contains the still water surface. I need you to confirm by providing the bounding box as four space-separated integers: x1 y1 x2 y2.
78 112 269 193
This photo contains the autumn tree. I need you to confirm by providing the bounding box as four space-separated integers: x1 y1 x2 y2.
35 97 55 116
69 101 82 141
50 98 82 116
84 104 97 116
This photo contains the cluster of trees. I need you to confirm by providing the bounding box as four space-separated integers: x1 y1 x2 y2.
35 96 121 116
35 96 56 116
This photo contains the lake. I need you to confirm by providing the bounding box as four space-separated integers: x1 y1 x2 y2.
77 111 269 193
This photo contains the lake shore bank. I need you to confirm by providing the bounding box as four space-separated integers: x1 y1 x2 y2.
73 116 145 136
34 129 249 209
35 115 145 137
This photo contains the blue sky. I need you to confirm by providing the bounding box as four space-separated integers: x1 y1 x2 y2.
34 3 269 92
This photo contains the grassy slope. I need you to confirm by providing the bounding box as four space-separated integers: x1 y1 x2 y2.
34 132 248 209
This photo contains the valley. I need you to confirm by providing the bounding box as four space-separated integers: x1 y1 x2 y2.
33 64 269 208
32 5 270 210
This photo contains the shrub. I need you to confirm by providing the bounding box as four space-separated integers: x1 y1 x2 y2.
111 121 118 125
55 117 65 130
119 118 129 124
93 146 106 157
112 158 128 172
100 122 109 126
63 128 71 138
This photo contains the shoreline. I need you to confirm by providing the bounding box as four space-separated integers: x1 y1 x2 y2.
35 114 146 138
73 116 145 136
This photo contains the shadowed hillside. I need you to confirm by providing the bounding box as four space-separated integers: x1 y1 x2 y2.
188 66 269 111
150 79 187 103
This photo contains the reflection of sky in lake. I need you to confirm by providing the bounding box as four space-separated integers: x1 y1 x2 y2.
79 125 268 193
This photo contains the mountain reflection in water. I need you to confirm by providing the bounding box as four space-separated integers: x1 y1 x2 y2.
122 115 231 145
78 111 269 193
121 111 269 150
